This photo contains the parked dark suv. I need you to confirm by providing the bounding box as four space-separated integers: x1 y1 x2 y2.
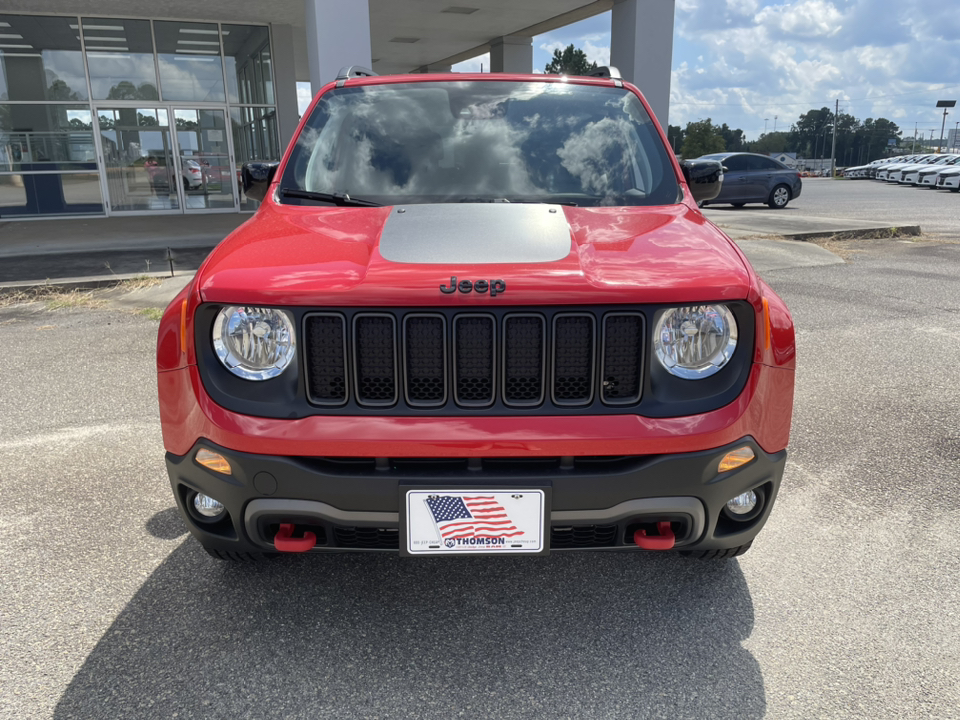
697 152 802 209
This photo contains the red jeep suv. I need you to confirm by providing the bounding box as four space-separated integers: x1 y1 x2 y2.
157 67 795 561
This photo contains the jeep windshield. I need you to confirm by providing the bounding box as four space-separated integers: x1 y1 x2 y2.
279 80 680 208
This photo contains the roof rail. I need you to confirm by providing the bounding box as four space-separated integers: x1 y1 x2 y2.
335 66 378 87
587 66 622 80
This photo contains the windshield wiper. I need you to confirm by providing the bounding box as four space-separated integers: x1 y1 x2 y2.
456 197 578 206
280 188 382 207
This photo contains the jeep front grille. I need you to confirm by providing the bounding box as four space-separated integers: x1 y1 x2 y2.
304 308 644 412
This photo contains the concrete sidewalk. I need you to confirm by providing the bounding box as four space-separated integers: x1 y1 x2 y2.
0 214 246 284
701 207 921 239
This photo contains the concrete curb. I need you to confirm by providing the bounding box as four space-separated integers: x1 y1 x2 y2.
0 270 192 294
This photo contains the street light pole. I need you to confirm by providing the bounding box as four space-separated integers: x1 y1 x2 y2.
936 100 956 152
830 99 838 177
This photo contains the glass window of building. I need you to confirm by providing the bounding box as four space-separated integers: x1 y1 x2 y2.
98 106 181 212
0 15 87 101
83 18 159 101
0 104 102 216
231 106 279 210
154 21 225 103
222 25 273 105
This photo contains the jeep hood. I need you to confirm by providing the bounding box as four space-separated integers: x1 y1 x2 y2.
197 201 754 306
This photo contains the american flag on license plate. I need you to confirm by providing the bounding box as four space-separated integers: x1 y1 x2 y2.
425 495 523 540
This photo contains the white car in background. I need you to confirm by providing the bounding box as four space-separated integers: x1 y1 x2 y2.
877 154 933 181
846 157 894 179
915 156 960 187
898 155 959 184
937 167 960 192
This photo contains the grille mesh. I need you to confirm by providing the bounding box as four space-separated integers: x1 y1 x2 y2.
551 525 617 548
405 316 445 405
334 526 399 549
504 315 544 405
553 315 595 403
305 315 346 403
304 309 643 410
602 314 643 403
355 315 396 404
455 316 494 405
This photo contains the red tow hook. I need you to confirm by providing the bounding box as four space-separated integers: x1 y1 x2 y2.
633 521 676 550
273 523 317 553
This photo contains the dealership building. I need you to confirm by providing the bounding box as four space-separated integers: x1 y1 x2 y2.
0 0 674 220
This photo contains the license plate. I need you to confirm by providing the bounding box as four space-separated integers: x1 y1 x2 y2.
404 489 546 555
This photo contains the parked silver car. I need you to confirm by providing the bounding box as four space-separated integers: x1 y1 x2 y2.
696 152 803 209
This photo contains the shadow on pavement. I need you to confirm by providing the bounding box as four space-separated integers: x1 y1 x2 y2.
55 538 765 719
144 507 190 540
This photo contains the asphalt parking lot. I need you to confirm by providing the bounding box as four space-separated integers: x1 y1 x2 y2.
709 176 960 236
2 185 960 718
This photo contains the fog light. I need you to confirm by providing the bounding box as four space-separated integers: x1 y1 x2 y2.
725 490 757 515
194 493 225 518
718 446 755 473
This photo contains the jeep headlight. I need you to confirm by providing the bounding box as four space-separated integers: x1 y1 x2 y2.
653 305 738 379
212 306 296 380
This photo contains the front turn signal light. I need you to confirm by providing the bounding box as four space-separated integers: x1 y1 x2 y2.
195 448 232 475
718 446 755 473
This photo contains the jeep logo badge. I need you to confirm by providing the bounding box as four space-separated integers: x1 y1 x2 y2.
440 277 506 296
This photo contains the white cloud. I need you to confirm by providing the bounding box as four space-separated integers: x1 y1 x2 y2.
451 53 490 73
670 0 960 139
297 82 313 116
583 40 610 67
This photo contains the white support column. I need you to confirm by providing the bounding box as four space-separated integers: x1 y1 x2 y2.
610 0 676 129
305 0 372 93
490 35 533 73
270 24 301 150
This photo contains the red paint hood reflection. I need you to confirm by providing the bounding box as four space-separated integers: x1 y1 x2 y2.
197 201 754 306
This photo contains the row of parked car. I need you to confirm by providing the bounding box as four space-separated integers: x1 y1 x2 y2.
843 153 960 191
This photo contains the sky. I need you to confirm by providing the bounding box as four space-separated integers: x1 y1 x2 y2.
299 0 960 143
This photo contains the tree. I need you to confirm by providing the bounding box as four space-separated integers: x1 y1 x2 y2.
749 131 789 154
718 123 746 152
666 124 685 153
680 118 725 158
47 79 80 101
544 44 598 76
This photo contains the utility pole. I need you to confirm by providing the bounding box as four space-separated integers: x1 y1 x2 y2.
830 99 838 177
774 115 778 133
936 100 956 152
912 122 917 153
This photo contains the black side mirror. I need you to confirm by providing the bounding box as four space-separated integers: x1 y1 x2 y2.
681 159 724 205
241 161 280 203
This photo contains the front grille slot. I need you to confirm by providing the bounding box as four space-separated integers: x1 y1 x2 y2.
403 314 446 407
334 526 399 549
552 313 595 405
353 314 398 406
502 314 545 406
302 307 647 412
454 314 495 407
551 525 617 548
601 313 644 405
304 314 347 405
